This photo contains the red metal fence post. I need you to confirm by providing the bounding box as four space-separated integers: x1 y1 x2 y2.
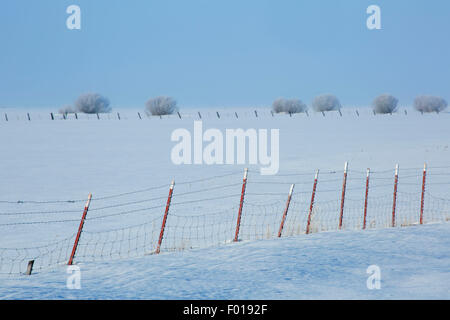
234 168 248 242
68 193 92 265
155 180 175 254
363 168 370 230
278 184 295 237
338 162 348 230
420 163 427 225
306 170 319 234
392 164 399 227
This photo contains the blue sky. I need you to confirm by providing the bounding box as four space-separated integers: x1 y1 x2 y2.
0 0 449 109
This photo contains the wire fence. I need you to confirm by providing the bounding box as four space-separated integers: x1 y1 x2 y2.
1 107 447 123
1 164 449 275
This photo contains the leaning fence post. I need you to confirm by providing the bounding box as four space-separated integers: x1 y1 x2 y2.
216 111 220 119
26 260 34 275
68 194 92 265
392 164 399 227
420 163 427 225
198 111 202 119
278 184 295 237
363 168 370 230
4 113 8 121
138 112 142 119
50 113 54 120
234 168 248 242
339 162 348 230
155 180 175 254
306 170 319 234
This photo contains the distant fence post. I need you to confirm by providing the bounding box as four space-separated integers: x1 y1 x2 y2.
50 113 54 120
27 113 31 121
234 168 248 242
198 111 202 119
75 113 78 120
235 112 238 119
392 164 399 227
155 180 175 254
356 110 359 117
278 184 295 237
254 110 258 118
305 110 309 117
420 163 427 225
117 112 121 120
96 113 100 120
4 113 8 121
216 111 220 119
363 168 370 230
68 194 92 265
306 170 319 234
177 111 181 119
339 162 348 230
137 112 142 119
338 109 342 117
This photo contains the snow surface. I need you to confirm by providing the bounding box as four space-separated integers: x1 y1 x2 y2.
0 107 449 299
1 222 449 299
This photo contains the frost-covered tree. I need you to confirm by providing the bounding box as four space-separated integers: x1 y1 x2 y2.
146 96 178 115
74 93 111 114
414 96 448 113
272 98 308 114
312 94 341 112
373 94 399 114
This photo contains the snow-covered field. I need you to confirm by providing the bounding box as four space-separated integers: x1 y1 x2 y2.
1 222 449 299
0 107 449 299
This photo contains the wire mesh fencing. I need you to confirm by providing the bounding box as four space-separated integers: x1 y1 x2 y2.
1 164 449 276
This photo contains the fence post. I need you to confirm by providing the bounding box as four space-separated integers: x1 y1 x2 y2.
392 164 399 227
278 184 295 237
420 163 427 225
5 113 8 121
198 111 202 119
50 113 54 120
339 162 348 229
155 180 175 254
216 111 220 119
254 110 258 118
117 112 121 120
177 111 181 119
306 170 319 234
27 113 31 121
234 168 248 242
75 113 78 120
68 194 92 265
235 112 238 119
363 168 370 230
26 260 34 275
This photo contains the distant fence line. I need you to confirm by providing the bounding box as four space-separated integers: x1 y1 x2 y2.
0 108 448 122
0 163 449 276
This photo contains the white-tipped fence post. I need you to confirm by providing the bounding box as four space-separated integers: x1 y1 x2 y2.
68 194 92 265
278 184 295 238
363 168 370 230
306 170 319 234
155 180 175 254
392 164 399 227
234 168 248 242
420 163 427 225
339 162 348 230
